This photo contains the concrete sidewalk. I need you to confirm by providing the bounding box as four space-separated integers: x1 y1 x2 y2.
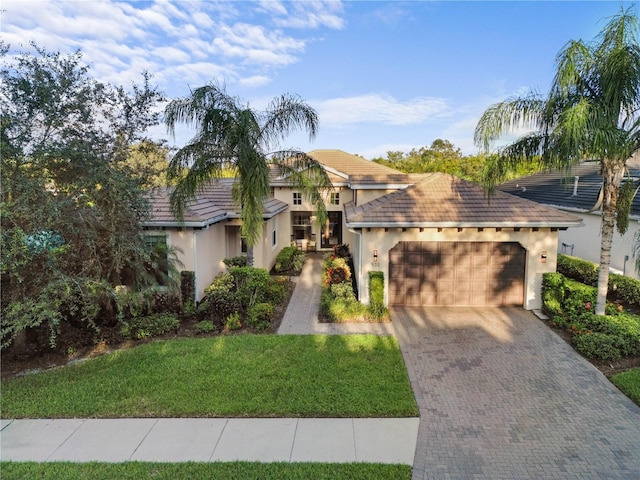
1 417 419 464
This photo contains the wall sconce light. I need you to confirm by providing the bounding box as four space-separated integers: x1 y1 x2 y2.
541 251 547 263
372 249 379 266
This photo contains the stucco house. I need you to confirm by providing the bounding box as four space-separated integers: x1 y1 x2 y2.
144 150 582 309
498 159 640 279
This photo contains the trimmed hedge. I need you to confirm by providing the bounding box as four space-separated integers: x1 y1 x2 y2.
557 254 640 306
542 270 640 360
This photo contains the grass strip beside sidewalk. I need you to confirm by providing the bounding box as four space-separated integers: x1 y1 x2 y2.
2 335 418 418
1 462 412 480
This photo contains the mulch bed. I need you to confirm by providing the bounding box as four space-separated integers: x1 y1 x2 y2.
543 322 640 378
1 279 296 380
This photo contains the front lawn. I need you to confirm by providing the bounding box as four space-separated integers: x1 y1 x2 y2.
611 368 640 406
0 462 412 480
1 335 418 418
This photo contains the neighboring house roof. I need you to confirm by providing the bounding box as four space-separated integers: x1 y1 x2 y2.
144 179 288 228
344 173 583 228
497 162 640 217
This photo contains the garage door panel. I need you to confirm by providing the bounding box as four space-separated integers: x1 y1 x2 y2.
407 253 422 265
455 278 471 293
406 265 421 279
389 241 525 307
405 294 422 306
438 293 455 305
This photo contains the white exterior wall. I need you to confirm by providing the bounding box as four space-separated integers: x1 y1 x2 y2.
356 227 560 310
557 212 639 278
252 216 282 272
162 226 227 301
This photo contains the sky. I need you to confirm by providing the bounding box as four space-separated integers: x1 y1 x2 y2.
1 0 635 159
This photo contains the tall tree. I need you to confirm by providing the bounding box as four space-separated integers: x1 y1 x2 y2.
1 44 169 348
474 8 640 315
164 83 332 265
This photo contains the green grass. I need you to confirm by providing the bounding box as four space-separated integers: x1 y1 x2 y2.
0 462 412 480
1 335 418 418
611 368 640 406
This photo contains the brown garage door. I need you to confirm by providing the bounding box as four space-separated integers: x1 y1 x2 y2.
389 242 525 306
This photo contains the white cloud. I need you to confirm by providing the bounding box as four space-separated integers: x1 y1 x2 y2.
271 1 346 29
239 75 272 88
151 46 192 63
317 94 451 126
212 23 305 66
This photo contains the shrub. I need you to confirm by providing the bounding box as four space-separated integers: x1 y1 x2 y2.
152 292 182 314
557 254 598 285
324 297 367 322
542 273 565 316
114 288 150 321
264 276 289 305
331 281 356 301
324 256 351 287
367 302 389 321
562 279 596 318
557 254 640 307
333 244 351 259
197 290 240 324
204 272 235 295
247 302 274 331
579 312 640 356
609 273 640 306
180 271 196 306
120 313 179 340
274 246 305 273
225 312 242 331
228 267 273 311
223 256 247 268
195 320 215 334
574 332 622 361
367 271 388 321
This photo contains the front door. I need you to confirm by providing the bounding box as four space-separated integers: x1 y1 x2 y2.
321 211 342 249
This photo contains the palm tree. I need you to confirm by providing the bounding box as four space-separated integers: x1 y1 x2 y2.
474 7 640 315
164 83 332 266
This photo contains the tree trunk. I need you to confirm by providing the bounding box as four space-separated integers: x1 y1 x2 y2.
595 160 625 315
247 246 254 267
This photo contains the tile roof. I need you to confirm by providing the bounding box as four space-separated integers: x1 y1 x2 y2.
145 179 288 228
345 173 583 228
307 149 406 178
497 162 640 216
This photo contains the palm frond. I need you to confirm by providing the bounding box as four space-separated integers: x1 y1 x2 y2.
473 94 545 152
261 94 319 147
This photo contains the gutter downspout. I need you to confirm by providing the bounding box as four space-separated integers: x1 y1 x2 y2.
193 229 199 301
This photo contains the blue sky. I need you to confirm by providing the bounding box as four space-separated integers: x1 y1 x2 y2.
2 1 634 158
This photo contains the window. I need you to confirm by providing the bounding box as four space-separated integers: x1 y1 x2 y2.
145 235 169 286
330 192 340 205
293 192 302 205
241 236 247 253
272 217 278 247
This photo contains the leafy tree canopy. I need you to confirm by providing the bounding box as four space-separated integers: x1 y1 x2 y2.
1 43 171 348
371 139 539 183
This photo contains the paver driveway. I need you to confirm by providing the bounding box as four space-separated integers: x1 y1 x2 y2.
392 307 640 480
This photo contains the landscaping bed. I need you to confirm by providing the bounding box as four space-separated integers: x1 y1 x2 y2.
542 255 640 404
1 274 295 380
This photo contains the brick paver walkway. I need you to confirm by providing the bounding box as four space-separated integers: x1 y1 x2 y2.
277 253 395 335
392 306 640 480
